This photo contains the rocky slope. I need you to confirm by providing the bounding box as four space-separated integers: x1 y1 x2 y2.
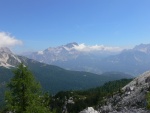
97 71 150 113
79 71 150 113
80 107 99 113
0 47 21 68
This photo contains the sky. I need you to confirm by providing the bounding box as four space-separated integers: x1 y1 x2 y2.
0 0 150 53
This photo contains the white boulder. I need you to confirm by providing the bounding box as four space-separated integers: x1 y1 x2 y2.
79 107 99 113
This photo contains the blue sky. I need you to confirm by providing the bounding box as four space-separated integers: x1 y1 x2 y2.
0 0 150 53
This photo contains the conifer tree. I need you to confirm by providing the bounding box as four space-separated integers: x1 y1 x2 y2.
5 63 52 113
146 92 150 109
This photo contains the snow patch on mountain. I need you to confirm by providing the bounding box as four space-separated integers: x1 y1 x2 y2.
0 53 14 68
0 62 15 68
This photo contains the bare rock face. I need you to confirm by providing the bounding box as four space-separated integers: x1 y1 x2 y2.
79 107 99 113
0 47 21 68
0 47 12 54
98 71 150 113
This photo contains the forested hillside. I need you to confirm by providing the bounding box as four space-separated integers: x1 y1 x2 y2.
50 79 132 113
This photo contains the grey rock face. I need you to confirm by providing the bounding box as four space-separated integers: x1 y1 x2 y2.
0 47 12 54
0 47 21 68
79 107 99 113
98 71 150 113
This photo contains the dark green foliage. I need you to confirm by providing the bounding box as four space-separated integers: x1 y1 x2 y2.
0 56 133 96
0 64 132 110
0 57 133 110
51 79 132 113
146 92 150 109
5 64 52 113
0 67 14 109
19 56 132 94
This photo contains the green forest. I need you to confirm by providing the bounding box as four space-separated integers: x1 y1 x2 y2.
50 78 132 113
0 64 133 113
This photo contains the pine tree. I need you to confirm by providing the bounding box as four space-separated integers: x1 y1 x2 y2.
5 63 52 113
146 92 150 109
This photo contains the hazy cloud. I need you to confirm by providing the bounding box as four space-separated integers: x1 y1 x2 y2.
0 32 22 47
73 43 123 52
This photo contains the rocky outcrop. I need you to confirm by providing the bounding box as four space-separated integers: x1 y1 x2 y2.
80 107 99 113
98 71 150 113
0 47 21 68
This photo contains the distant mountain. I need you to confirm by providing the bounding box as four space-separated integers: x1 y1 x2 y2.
26 42 80 63
24 42 120 74
133 43 150 53
24 43 150 75
99 44 150 75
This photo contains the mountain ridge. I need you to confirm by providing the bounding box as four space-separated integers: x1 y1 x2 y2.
0 47 21 68
23 43 150 75
0 47 132 94
0 47 136 109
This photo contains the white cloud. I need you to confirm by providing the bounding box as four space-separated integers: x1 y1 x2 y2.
0 32 22 47
72 43 123 52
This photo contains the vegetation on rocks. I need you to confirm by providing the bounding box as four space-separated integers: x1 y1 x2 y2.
50 79 132 113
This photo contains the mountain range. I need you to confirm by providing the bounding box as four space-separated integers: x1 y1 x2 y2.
1 46 150 112
24 43 150 75
0 47 131 97
1 43 150 111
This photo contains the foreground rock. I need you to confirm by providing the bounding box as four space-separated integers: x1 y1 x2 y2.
80 107 99 113
98 71 150 113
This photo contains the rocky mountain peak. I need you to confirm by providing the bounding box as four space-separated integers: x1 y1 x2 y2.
0 47 21 68
133 43 150 53
64 42 78 48
0 47 12 54
44 42 78 52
